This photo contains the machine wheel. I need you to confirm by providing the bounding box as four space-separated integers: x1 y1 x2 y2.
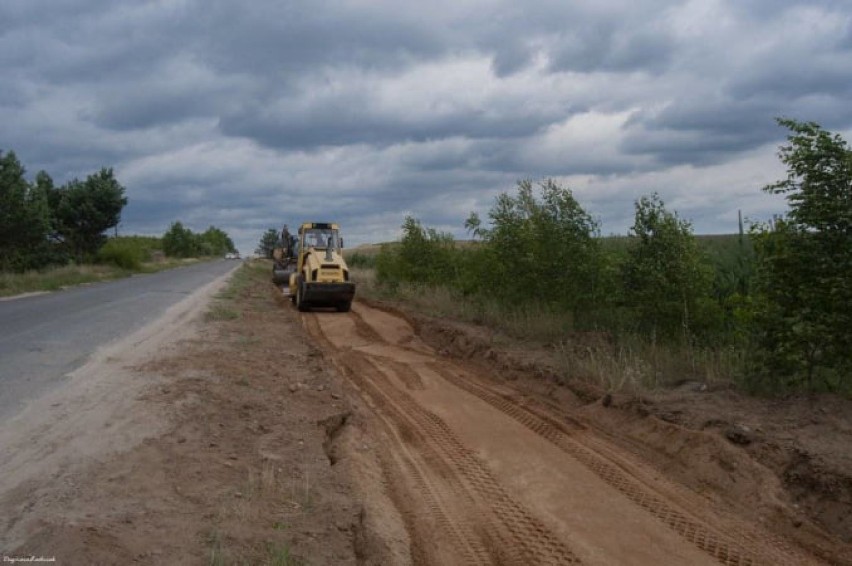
336 301 352 313
296 278 311 312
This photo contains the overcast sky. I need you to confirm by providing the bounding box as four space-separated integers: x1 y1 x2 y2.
2 0 851 253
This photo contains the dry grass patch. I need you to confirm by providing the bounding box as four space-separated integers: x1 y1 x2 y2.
352 267 745 392
0 258 207 298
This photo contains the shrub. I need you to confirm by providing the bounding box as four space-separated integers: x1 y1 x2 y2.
97 238 144 270
622 193 714 342
345 252 376 269
747 120 852 393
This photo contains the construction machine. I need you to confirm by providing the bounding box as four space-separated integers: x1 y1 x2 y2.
271 225 297 285
286 222 355 312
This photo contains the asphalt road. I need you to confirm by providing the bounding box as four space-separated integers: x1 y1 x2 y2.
0 260 238 422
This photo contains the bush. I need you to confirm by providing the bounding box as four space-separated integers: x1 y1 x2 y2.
345 252 376 269
746 120 852 393
163 221 199 258
376 217 458 286
97 238 145 270
622 193 714 342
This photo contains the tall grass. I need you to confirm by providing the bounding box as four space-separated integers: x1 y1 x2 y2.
352 267 746 392
0 256 199 297
97 236 163 269
0 264 130 296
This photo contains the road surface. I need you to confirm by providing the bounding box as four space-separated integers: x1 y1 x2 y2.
0 260 238 422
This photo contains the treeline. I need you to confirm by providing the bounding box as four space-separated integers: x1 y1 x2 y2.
1 150 127 270
372 119 851 394
0 150 236 272
162 222 236 258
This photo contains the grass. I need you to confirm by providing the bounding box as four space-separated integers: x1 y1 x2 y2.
207 530 226 566
207 461 309 565
206 304 240 321
216 261 260 300
553 335 746 392
204 260 271 321
351 267 573 342
0 263 128 297
0 257 207 298
351 267 746 392
266 543 305 566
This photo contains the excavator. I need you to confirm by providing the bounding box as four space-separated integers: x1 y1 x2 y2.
272 222 355 312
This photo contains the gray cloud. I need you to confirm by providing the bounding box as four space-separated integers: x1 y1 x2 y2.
1 0 852 253
218 95 573 150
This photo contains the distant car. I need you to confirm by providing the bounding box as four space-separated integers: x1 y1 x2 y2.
224 252 240 260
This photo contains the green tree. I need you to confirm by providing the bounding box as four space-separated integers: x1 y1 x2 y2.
54 168 128 261
749 119 852 391
622 193 712 341
256 228 279 259
33 171 58 236
478 179 603 316
0 151 51 271
162 221 199 258
198 226 236 256
376 216 457 285
463 211 484 239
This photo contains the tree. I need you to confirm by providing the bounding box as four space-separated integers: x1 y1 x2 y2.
256 228 279 258
376 216 456 285
622 193 712 341
162 221 199 258
0 151 51 271
749 119 852 391
464 212 484 239
480 179 603 316
34 170 58 237
198 226 236 256
54 168 128 261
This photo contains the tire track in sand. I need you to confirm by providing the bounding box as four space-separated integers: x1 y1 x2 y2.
304 314 491 564
427 361 819 566
304 313 582 565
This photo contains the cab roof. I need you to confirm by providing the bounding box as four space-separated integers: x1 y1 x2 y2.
299 222 339 232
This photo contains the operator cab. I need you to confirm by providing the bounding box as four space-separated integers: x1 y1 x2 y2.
300 223 341 251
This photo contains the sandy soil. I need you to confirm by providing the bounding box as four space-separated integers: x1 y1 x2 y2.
404 305 852 565
306 301 849 565
3 262 850 565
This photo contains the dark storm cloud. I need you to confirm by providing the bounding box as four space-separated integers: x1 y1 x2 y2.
193 1 444 76
728 55 852 101
0 2 190 86
93 93 210 131
3 0 852 252
547 24 674 74
218 96 572 150
618 0 852 166
624 81 852 167
621 99 782 164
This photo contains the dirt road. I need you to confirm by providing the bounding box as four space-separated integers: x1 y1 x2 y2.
305 302 825 565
